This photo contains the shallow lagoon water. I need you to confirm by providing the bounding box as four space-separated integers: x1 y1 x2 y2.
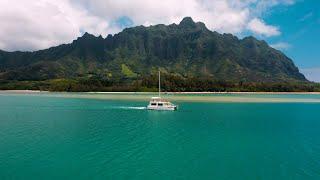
4 91 320 103
0 92 320 179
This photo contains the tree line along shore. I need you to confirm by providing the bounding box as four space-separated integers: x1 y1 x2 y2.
0 74 319 92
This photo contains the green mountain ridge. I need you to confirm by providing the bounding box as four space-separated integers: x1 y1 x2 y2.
0 17 311 91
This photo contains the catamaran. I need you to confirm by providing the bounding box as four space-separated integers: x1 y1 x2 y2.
147 71 177 111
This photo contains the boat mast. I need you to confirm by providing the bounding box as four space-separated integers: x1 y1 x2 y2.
158 70 161 97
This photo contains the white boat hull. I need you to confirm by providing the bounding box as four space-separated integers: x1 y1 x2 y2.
147 105 177 111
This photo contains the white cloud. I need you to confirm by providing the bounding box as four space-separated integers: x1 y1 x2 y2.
250 0 295 16
247 18 280 37
0 0 114 51
301 67 320 82
270 42 291 50
72 0 251 34
0 0 295 51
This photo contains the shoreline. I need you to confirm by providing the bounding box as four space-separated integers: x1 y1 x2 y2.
1 90 320 95
1 90 320 103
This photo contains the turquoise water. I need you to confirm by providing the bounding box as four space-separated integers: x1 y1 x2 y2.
1 93 320 179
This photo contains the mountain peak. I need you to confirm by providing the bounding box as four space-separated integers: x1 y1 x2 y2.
75 32 104 43
81 32 96 39
181 17 194 23
179 17 196 28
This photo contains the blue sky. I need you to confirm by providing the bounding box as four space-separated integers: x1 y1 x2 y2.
259 0 319 81
0 0 319 81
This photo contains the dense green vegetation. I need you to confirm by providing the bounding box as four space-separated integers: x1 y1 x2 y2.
0 17 315 92
0 73 319 92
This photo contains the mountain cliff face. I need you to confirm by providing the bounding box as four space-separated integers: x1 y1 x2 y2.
0 17 306 82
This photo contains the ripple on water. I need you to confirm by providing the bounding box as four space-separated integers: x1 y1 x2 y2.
1 94 320 179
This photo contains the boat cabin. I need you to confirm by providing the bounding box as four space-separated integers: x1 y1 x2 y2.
147 97 177 111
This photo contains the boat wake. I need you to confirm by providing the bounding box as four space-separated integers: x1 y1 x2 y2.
115 106 147 110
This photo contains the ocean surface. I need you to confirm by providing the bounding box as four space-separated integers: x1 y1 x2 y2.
1 92 320 179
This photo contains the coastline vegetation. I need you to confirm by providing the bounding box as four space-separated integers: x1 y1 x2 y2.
1 73 319 92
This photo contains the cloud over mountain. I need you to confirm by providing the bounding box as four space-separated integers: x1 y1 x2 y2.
0 0 295 51
271 42 291 50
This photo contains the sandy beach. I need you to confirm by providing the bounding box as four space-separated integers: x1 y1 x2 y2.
1 90 320 95
1 90 320 103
